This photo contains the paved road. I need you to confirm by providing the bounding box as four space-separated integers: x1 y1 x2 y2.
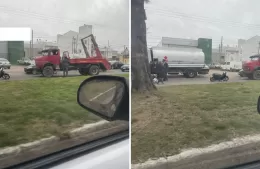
2 66 127 81
156 69 249 86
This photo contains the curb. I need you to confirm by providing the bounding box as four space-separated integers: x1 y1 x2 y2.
0 120 128 169
132 134 260 169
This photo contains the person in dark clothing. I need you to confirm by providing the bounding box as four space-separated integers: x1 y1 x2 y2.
156 61 164 84
163 59 169 81
62 53 70 77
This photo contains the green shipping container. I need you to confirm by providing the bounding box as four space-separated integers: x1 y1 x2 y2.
8 41 25 64
197 38 212 64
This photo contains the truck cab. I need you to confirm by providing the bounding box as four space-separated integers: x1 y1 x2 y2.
242 54 260 80
35 49 61 70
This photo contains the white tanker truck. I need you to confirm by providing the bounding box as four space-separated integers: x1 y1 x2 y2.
149 47 209 78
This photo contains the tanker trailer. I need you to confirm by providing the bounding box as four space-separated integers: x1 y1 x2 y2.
149 47 209 78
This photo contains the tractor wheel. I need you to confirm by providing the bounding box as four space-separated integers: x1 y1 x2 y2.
79 68 88 75
88 65 99 76
42 66 54 77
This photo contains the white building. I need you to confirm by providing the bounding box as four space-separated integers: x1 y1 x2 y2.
157 37 198 48
24 41 58 58
223 46 240 62
238 36 260 61
57 24 93 58
56 24 117 59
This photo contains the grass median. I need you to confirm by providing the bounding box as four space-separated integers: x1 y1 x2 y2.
0 74 128 148
132 81 260 164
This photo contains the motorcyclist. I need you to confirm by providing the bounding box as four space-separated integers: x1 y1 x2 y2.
0 67 3 77
156 61 164 84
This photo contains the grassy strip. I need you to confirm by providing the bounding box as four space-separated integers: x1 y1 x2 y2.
0 74 128 148
131 81 260 163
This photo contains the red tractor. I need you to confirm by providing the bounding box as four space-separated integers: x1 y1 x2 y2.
34 34 111 77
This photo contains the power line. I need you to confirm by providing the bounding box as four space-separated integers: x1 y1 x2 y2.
145 7 260 30
0 5 124 30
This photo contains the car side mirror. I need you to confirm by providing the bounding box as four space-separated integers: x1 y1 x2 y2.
257 96 260 114
77 75 129 121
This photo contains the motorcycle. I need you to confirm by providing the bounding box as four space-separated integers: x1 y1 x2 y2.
0 67 10 80
210 72 229 82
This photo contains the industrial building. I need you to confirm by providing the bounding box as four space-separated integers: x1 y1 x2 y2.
238 36 260 60
211 35 260 64
156 37 212 64
57 24 118 60
0 41 24 64
212 46 241 64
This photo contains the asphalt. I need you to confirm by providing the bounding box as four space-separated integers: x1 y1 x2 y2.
155 69 249 86
1 66 127 81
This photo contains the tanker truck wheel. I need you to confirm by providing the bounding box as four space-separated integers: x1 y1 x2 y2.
186 70 197 78
79 68 88 76
42 66 54 77
88 65 99 76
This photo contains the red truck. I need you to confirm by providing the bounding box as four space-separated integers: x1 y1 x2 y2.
242 54 260 80
34 34 111 77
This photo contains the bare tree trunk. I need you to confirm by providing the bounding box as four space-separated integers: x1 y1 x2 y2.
131 0 156 92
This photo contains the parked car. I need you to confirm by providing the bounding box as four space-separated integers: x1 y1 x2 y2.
111 61 124 69
0 58 11 69
24 63 39 74
121 64 129 72
17 58 31 65
209 64 216 69
238 69 246 77
215 64 221 68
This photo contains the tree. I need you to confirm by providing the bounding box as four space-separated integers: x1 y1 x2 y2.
131 0 156 92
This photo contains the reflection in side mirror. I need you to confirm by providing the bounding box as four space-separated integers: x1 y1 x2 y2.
77 75 128 121
257 96 260 114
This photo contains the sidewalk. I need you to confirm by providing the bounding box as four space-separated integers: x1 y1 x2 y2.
132 134 260 169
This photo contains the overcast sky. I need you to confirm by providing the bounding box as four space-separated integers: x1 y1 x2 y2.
0 0 129 51
145 0 260 48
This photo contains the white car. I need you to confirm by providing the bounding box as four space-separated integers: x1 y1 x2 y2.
0 58 11 69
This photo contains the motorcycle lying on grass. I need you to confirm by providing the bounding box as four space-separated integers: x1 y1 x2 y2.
210 72 229 82
0 67 10 80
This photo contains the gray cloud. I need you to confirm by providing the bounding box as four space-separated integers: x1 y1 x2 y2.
145 0 260 48
0 0 129 51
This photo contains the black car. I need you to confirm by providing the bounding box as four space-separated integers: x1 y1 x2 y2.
111 61 124 69
121 64 129 72
24 64 39 74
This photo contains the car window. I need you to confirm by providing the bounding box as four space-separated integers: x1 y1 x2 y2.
0 1 129 169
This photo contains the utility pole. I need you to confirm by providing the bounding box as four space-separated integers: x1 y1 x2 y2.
31 29 33 59
107 40 110 59
258 41 260 54
221 36 223 53
72 37 74 54
29 41 31 59
75 35 78 54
